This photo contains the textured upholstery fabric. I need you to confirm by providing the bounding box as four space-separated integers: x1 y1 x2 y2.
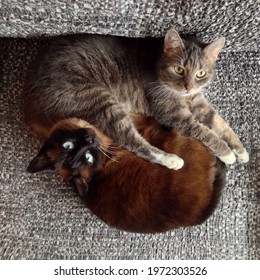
0 1 259 259
0 0 259 51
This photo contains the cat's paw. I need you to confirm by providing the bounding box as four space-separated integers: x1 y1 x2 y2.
152 152 184 170
163 155 184 170
218 151 236 165
233 149 249 163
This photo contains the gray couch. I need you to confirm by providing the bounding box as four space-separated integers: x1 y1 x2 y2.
0 1 259 259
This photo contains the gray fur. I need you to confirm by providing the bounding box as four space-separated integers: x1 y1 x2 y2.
24 29 248 167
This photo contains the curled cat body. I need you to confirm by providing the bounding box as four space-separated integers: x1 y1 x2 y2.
23 28 249 169
27 115 226 233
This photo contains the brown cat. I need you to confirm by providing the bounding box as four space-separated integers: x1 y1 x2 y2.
23 28 249 171
27 115 226 233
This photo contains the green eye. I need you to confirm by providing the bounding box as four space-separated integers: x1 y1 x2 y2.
174 66 185 75
196 70 206 78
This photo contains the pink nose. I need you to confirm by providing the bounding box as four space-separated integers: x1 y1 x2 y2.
185 84 193 91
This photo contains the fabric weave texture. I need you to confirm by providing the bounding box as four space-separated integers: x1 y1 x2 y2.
0 0 259 51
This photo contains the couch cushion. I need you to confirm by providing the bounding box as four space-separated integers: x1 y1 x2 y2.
0 37 259 259
0 0 259 51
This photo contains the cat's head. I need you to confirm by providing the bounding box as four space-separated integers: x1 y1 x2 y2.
158 28 225 95
27 118 113 197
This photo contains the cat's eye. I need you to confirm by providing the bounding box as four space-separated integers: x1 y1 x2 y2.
62 141 75 150
85 151 94 164
196 70 206 78
174 66 185 75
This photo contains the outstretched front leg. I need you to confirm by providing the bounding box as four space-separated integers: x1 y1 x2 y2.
151 94 237 165
84 93 184 170
188 93 249 163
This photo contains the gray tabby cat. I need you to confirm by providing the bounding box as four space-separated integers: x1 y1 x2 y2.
23 28 249 169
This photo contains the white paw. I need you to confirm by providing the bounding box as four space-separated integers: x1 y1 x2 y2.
152 152 184 170
163 154 184 170
234 149 249 163
218 151 236 165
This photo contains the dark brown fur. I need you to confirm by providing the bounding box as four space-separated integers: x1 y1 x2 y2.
23 32 185 170
27 115 226 233
23 29 249 171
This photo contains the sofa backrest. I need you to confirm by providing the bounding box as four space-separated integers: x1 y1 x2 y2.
0 0 258 52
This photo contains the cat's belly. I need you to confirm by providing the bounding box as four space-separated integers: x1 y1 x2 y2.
121 101 150 115
118 91 150 115
121 101 135 114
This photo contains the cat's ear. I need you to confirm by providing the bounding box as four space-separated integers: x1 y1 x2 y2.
164 28 185 56
73 177 89 198
203 37 225 62
27 144 55 173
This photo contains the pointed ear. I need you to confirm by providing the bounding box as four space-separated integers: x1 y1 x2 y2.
74 177 89 198
27 145 55 173
203 37 225 62
164 28 184 56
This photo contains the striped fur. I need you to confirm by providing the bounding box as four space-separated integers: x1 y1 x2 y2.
23 28 248 167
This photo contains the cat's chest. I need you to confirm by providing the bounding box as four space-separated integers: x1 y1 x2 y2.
184 93 205 112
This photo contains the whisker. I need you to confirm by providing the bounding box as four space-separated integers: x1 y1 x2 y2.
98 147 120 163
100 142 119 152
100 143 118 151
147 82 175 99
101 148 117 155
100 140 118 148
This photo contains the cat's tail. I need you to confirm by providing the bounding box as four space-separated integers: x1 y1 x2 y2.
197 159 226 224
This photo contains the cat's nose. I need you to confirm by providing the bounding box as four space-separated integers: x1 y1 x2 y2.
84 128 99 145
84 135 94 144
185 84 193 91
84 136 99 148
